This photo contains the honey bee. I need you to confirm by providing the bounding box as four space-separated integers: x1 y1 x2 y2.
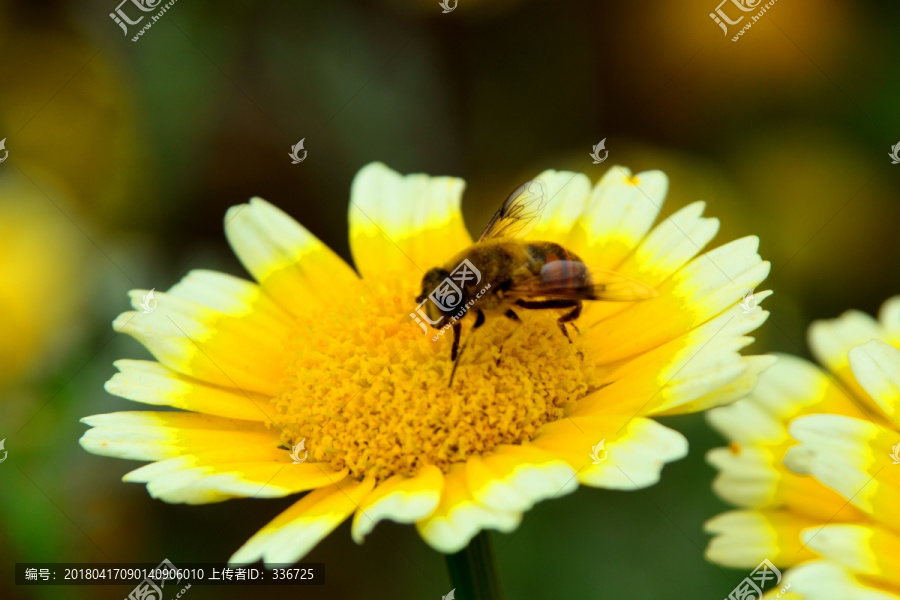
415 179 657 383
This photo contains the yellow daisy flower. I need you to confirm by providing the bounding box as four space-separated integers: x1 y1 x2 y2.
81 162 770 570
705 296 900 599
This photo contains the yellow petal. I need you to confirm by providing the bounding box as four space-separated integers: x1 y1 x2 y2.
582 237 769 364
566 200 720 330
465 443 578 512
802 524 900 589
786 414 883 514
569 166 666 269
849 340 900 427
808 308 886 401
750 354 867 427
578 299 770 417
708 440 865 523
776 560 900 600
348 162 471 279
350 465 443 543
531 416 687 489
168 269 293 330
788 413 900 531
527 170 592 245
79 411 280 461
415 463 521 553
628 200 720 284
704 509 819 568
708 394 789 447
708 444 781 508
113 282 289 395
230 476 375 566
877 296 900 339
224 197 360 317
123 448 347 505
669 355 777 416
105 360 276 422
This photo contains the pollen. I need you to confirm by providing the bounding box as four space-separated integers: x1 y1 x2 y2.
625 175 641 186
271 279 601 481
728 442 742 455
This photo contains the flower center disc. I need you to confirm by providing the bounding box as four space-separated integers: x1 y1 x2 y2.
272 281 599 481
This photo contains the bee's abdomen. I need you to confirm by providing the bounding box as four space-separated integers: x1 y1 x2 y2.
525 241 580 264
525 242 593 294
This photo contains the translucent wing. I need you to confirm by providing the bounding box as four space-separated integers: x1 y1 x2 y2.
510 261 657 302
478 179 548 242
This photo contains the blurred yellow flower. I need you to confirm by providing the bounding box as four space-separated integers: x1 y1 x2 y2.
706 296 900 599
0 174 89 386
80 162 770 564
0 16 142 222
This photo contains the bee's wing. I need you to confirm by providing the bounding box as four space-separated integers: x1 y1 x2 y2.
478 179 548 242
510 261 658 302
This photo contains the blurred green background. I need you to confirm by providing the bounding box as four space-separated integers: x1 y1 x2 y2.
1 0 899 598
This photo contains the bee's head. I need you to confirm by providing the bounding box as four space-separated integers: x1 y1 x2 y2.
416 267 451 303
416 267 452 324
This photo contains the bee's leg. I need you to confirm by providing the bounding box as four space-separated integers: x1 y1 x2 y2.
558 301 582 324
448 322 465 387
473 309 486 329
559 302 584 359
515 299 583 358
561 306 582 335
450 322 462 361
555 322 575 346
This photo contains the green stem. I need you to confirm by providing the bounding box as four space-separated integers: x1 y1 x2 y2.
444 531 506 600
